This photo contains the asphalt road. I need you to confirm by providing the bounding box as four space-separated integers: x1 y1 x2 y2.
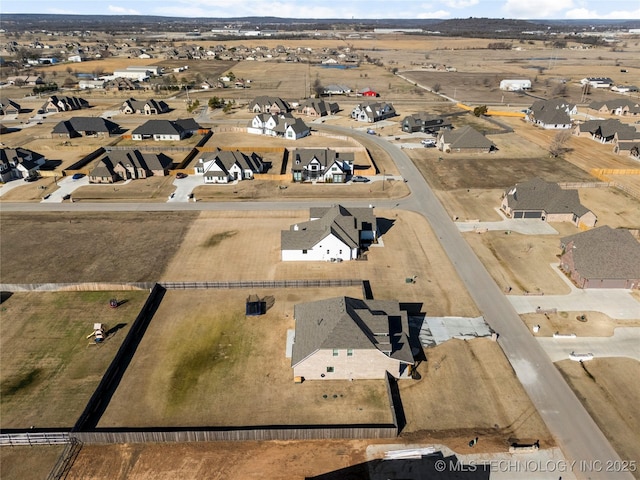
1 125 635 478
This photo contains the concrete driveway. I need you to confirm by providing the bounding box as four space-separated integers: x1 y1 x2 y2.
455 208 559 235
166 174 203 203
40 175 91 203
538 327 640 362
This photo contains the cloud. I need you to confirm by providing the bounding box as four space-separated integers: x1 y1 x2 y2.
441 0 479 9
502 0 575 18
108 5 141 15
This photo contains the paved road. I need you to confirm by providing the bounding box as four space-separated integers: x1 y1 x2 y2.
0 125 634 478
319 125 634 479
538 327 640 362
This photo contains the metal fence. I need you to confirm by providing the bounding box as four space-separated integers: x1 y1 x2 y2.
0 432 70 446
159 279 362 290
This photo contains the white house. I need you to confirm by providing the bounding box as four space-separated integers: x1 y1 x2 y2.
291 148 353 183
195 149 264 183
499 79 532 91
247 113 310 140
0 147 46 181
581 77 614 88
281 205 377 262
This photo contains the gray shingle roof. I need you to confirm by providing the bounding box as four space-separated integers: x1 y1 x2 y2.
291 297 414 367
51 117 120 135
505 178 591 217
439 125 495 149
562 226 640 281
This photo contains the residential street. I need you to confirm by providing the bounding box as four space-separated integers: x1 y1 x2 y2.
0 125 636 479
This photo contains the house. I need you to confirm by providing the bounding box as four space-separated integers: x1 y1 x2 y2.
588 99 640 117
131 118 204 141
40 95 89 114
195 148 264 183
581 77 614 89
401 113 452 133
501 178 597 228
290 148 353 183
0 98 20 115
560 226 640 289
611 85 639 94
51 117 121 138
120 98 169 115
247 113 310 140
499 79 532 91
351 102 396 123
0 147 46 181
323 84 351 95
281 205 377 262
526 99 576 129
104 77 139 91
88 150 172 183
297 98 339 117
78 79 106 90
437 125 495 153
248 96 291 114
6 75 43 86
358 88 379 97
291 296 414 380
573 119 636 144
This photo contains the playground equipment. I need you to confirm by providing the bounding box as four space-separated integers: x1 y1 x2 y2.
87 323 106 343
109 298 118 308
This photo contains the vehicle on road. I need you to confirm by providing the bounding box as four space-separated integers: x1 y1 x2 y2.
71 173 84 180
351 175 370 183
421 139 436 147
176 172 188 179
366 129 376 135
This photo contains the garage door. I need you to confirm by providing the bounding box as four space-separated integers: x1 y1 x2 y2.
523 211 543 219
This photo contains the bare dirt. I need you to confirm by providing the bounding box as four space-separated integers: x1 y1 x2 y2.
521 311 640 337
0 212 197 283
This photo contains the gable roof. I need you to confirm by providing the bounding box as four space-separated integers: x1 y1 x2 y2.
439 125 495 149
562 226 640 281
132 118 201 136
200 148 263 174
90 150 171 176
51 117 120 135
0 147 44 168
292 148 353 170
249 95 290 111
505 178 591 217
292 297 414 367
577 119 636 139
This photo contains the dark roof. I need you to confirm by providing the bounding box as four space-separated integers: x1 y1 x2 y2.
291 297 414 367
51 117 120 134
578 119 636 139
562 226 640 281
505 178 592 217
0 147 44 166
132 119 194 136
439 125 494 149
249 95 290 111
200 148 263 174
292 148 353 171
90 150 171 176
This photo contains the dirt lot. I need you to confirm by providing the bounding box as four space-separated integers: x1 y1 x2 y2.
161 209 478 316
0 445 64 480
99 287 394 427
557 358 640 480
0 212 197 283
0 291 148 428
71 175 177 202
521 311 640 337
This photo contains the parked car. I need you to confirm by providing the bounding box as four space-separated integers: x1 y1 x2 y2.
176 172 188 179
366 129 376 135
62 194 71 200
351 175 370 183
71 173 84 180
23 176 38 182
421 139 436 147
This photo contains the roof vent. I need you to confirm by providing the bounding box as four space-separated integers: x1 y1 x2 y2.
293 224 299 231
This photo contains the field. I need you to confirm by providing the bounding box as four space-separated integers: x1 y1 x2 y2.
0 212 197 283
0 291 148 428
0 445 64 480
557 358 640 480
99 288 394 427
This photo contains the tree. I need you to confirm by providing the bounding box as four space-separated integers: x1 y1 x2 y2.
312 75 323 97
186 99 200 113
432 83 441 93
223 100 235 114
473 105 488 117
549 130 572 157
208 96 224 109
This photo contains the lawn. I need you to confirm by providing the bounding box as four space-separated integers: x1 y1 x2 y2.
0 291 148 428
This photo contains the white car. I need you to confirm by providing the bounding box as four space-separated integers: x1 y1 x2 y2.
421 139 436 147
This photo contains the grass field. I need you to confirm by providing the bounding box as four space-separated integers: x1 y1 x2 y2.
99 288 394 427
0 212 197 283
0 291 148 428
0 445 64 480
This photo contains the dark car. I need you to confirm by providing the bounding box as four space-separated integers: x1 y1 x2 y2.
23 176 38 182
72 173 84 180
352 176 370 183
176 172 188 179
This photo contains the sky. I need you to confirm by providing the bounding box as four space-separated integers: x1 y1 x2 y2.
2 0 640 20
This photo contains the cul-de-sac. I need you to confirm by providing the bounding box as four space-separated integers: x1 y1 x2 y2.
1 11 639 480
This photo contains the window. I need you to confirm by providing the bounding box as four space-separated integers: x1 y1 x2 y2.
339 250 342 254
302 249 307 254
327 249 330 254
332 349 339 356
347 349 353 356
326 367 334 373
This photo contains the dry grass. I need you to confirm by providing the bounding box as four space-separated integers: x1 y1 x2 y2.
70 175 177 202
521 311 640 337
0 291 148 428
99 288 393 427
0 212 197 283
0 445 65 480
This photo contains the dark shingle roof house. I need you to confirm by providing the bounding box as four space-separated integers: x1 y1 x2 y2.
131 118 203 140
248 95 291 113
437 125 495 152
0 147 45 181
291 296 415 380
560 226 640 289
120 98 169 115
401 112 452 133
89 150 172 183
501 178 597 227
51 117 121 137
40 95 89 113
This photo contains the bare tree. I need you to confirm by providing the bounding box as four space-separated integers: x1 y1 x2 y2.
432 83 441 93
549 130 572 157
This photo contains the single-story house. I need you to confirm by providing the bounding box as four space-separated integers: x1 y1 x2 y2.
351 102 396 123
401 113 452 133
247 113 310 140
291 296 415 380
297 98 339 117
131 118 203 141
573 119 636 144
6 75 43 86
437 125 495 153
323 84 351 95
291 148 353 183
501 178 597 228
0 98 21 115
526 99 576 129
580 77 614 89
499 79 531 91
281 205 377 262
88 150 172 183
248 95 291 114
40 95 89 114
560 226 640 289
588 99 640 117
195 148 264 183
120 98 169 115
0 147 46 181
51 117 121 138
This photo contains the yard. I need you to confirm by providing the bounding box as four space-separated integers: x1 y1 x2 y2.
0 212 197 283
0 291 148 428
98 288 394 428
